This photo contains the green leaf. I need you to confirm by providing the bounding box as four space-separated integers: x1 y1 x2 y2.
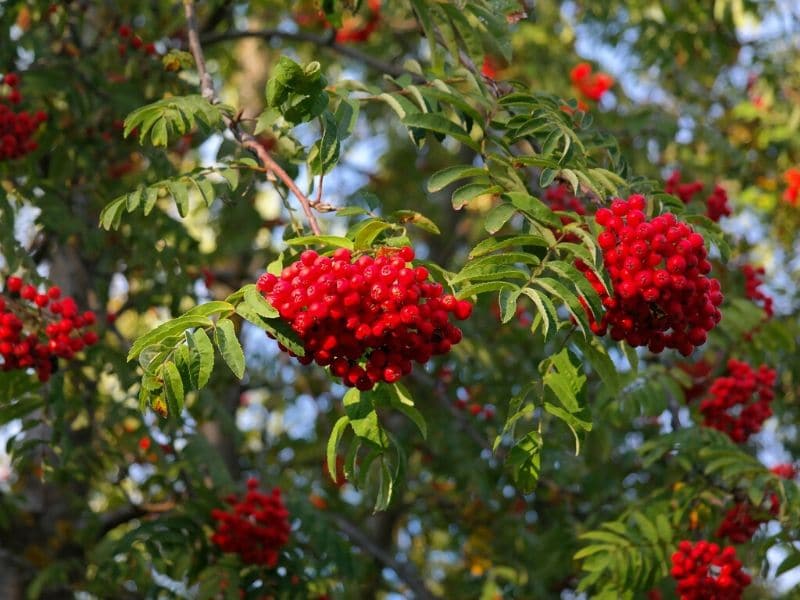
484 203 517 234
161 361 185 417
284 235 354 250
374 459 394 512
242 284 279 319
389 383 427 439
327 416 350 482
127 315 214 362
343 388 387 448
236 304 305 357
427 165 488 192
186 329 214 389
388 210 441 234
214 319 245 379
469 234 549 258
451 183 501 210
402 113 481 150
506 431 543 493
309 112 341 175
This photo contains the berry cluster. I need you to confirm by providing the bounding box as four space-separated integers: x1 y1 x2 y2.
699 359 776 443
544 183 587 222
665 171 704 204
1 276 99 382
0 73 46 161
570 62 614 102
706 185 732 222
117 24 157 56
783 167 800 207
295 0 381 43
257 247 471 390
210 479 290 568
671 541 751 600
741 264 773 318
336 0 381 43
665 172 731 222
580 195 723 356
771 463 797 480
715 496 778 544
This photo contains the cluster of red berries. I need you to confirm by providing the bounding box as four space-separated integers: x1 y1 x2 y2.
117 24 157 56
705 185 732 222
0 73 47 161
1 276 99 382
741 264 773 318
544 183 587 222
570 62 614 102
210 479 290 568
295 0 381 43
257 247 471 391
579 195 723 355
665 172 731 222
699 359 776 443
665 171 704 204
783 167 800 207
715 496 778 544
671 541 751 599
771 463 797 479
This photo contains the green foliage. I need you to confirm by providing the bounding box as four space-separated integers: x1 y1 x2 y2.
124 95 229 147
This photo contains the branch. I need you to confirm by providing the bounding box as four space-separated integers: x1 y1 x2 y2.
330 514 438 599
182 0 322 235
200 28 423 82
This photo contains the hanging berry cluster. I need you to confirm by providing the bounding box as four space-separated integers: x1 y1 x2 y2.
295 0 382 43
705 185 732 222
210 479 290 568
569 62 614 102
665 171 704 204
665 172 731 222
0 73 46 161
741 264 773 318
257 247 471 390
579 195 723 356
335 0 382 43
699 359 776 443
670 541 751 600
117 24 157 56
1 277 99 382
783 167 800 207
715 496 778 544
544 183 587 223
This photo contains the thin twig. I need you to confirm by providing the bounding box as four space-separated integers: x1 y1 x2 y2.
330 514 438 599
182 0 322 235
315 173 325 207
200 28 424 82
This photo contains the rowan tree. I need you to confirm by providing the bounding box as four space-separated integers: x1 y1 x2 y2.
1 1 800 599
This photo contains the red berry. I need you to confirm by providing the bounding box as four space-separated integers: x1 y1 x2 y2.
6 276 22 293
